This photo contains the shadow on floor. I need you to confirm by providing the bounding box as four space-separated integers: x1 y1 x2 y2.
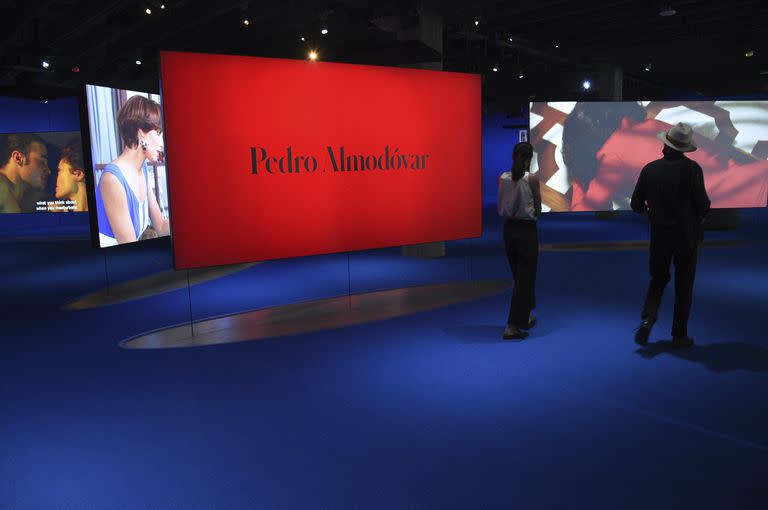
636 340 768 373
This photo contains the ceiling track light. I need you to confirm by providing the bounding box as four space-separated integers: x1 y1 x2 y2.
240 3 250 27
145 7 152 15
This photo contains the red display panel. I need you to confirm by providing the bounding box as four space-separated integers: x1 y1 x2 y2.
160 51 481 269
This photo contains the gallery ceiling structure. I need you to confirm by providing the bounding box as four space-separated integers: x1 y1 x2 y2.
1 0 766 109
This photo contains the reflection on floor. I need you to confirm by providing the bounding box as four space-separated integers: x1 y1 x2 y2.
64 263 257 310
541 238 747 252
122 280 512 349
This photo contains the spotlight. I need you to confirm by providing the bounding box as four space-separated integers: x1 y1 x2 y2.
492 66 498 72
300 36 306 41
160 4 165 9
554 44 559 48
508 37 513 42
308 50 318 61
659 5 676 16
71 65 80 73
44 100 48 104
582 79 592 90
745 49 755 57
645 63 652 72
518 71 524 79
321 28 328 35
145 7 152 15
136 59 142 65
474 20 480 26
243 19 250 25
41 58 50 69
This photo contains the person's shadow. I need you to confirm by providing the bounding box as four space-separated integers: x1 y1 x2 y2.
636 340 768 373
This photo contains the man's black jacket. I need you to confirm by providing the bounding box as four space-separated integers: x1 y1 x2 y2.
631 151 711 245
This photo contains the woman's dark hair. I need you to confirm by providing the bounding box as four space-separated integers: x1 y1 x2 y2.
60 139 84 173
561 102 646 185
511 141 533 181
117 95 162 149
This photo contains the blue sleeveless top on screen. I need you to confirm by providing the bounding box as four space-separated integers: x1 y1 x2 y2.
96 162 150 244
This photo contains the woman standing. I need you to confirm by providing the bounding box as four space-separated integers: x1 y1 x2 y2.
498 141 542 339
96 95 169 246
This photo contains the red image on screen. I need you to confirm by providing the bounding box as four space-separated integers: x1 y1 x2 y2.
160 51 481 269
530 100 768 212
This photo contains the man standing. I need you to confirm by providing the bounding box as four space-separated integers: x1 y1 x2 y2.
0 133 50 213
631 123 711 348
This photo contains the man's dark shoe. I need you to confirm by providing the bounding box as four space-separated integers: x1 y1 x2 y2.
634 319 654 345
672 336 694 349
503 325 529 340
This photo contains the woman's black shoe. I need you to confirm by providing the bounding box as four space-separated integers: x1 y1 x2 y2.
634 319 653 345
503 326 529 340
522 315 537 330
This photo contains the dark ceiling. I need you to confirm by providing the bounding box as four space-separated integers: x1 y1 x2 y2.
1 0 766 111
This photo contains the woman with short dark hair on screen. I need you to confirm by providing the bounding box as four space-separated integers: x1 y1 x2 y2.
560 102 647 211
96 95 169 245
498 141 542 339
55 141 88 212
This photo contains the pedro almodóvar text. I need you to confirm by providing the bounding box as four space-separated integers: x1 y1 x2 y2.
250 145 430 174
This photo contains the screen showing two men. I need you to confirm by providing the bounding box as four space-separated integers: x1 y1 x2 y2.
0 131 85 214
530 101 768 211
84 85 170 247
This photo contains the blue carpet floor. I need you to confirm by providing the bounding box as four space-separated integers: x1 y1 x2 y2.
1 210 767 509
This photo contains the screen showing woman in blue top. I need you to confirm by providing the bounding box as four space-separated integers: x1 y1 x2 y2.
86 85 170 247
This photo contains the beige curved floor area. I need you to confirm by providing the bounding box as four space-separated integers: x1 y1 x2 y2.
121 280 512 350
